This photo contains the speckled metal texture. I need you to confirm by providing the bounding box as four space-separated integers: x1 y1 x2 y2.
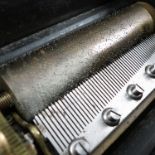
0 2 155 120
34 34 155 155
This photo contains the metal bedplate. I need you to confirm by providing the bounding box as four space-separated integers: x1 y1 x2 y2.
33 35 155 155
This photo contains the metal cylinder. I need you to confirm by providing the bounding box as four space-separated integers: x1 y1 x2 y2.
0 2 155 120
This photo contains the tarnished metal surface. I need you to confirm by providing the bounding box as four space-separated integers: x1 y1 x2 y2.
0 2 155 120
34 35 155 155
0 0 135 65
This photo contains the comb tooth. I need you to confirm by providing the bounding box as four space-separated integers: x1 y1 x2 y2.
88 77 109 107
72 88 95 120
93 73 114 100
84 79 104 109
34 35 155 154
45 108 71 144
56 100 80 136
42 110 69 146
83 80 105 109
73 88 98 117
35 114 65 152
77 85 99 115
49 104 75 140
63 96 85 130
109 64 127 85
75 85 102 112
68 92 91 125
96 71 118 96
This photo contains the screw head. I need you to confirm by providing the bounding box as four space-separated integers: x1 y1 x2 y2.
102 108 121 127
69 138 90 155
145 64 155 78
127 84 144 100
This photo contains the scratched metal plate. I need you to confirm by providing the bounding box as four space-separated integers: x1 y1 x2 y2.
34 35 155 155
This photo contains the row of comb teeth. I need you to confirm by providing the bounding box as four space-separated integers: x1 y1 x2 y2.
34 35 155 154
